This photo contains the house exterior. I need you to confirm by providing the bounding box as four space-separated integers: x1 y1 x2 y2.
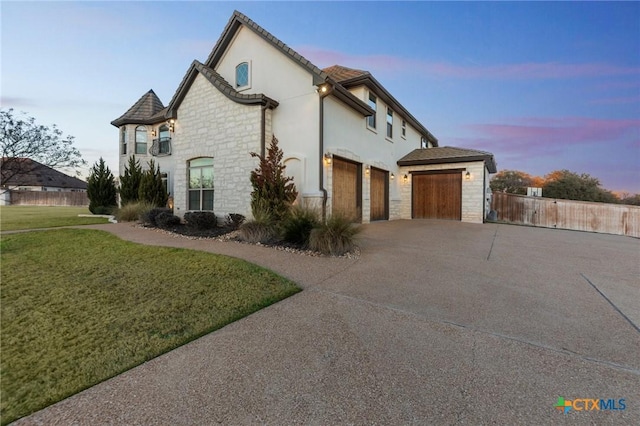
112 10 497 224
0 158 88 206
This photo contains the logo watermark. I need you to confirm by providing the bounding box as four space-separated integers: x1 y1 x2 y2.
555 397 626 414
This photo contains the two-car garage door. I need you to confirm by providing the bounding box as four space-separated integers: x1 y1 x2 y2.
412 170 462 220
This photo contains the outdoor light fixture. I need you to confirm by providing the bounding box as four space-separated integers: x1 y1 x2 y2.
168 119 175 132
465 171 471 180
151 129 157 137
390 173 395 180
365 165 370 175
316 85 329 94
403 174 408 182
324 153 332 164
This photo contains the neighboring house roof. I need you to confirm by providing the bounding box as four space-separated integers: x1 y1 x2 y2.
397 147 497 173
111 90 166 127
165 61 279 119
324 65 438 146
1 158 88 189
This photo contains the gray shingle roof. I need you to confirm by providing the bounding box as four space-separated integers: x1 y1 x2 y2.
397 147 497 173
1 158 88 189
111 90 166 127
323 65 368 82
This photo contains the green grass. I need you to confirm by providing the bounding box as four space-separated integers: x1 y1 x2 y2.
0 229 301 424
0 206 110 231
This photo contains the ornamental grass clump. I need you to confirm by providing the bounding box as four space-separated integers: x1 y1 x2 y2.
238 201 278 244
309 213 361 256
115 201 155 222
280 205 320 247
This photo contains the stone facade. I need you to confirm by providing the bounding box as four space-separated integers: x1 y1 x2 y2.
172 74 265 218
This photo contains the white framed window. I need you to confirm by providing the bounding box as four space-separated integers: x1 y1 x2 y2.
158 125 171 155
367 93 377 129
135 126 147 154
421 137 428 149
401 120 406 138
235 61 250 89
120 126 127 155
386 108 393 139
188 157 214 211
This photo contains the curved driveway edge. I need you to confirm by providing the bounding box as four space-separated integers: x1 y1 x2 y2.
14 220 640 424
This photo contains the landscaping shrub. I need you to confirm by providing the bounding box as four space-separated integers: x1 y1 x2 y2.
140 207 172 227
87 158 117 214
280 206 320 247
227 213 246 229
119 155 143 205
184 211 218 230
138 159 169 207
238 203 277 244
155 212 181 229
115 201 155 222
309 214 361 256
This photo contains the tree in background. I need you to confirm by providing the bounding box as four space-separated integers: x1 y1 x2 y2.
87 158 117 214
542 170 618 203
489 170 534 195
249 136 297 222
138 159 168 207
119 155 143 205
0 108 86 187
619 193 640 206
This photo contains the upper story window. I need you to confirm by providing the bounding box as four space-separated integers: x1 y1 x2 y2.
421 137 428 149
158 125 170 155
120 127 127 155
135 126 147 154
235 62 250 89
386 108 393 139
188 157 214 211
401 120 406 138
367 93 377 129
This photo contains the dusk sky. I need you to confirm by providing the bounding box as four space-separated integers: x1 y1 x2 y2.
2 2 639 193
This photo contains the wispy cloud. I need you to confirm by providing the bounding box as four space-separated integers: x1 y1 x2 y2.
452 117 640 157
296 45 640 80
1 97 38 108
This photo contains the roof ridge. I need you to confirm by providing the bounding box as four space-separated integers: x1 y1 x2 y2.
111 90 166 127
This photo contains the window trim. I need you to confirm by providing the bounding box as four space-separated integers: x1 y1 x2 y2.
367 92 377 130
135 125 147 155
188 157 214 211
235 60 251 91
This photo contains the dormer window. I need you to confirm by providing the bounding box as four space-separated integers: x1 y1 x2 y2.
235 62 250 89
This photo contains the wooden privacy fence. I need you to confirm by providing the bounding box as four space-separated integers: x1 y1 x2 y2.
491 192 640 238
8 190 89 206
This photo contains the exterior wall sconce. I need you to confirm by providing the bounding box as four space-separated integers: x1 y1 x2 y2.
365 165 370 175
324 153 332 165
390 173 395 180
465 171 471 180
151 129 157 137
316 85 329 94
403 174 408 183
168 119 176 132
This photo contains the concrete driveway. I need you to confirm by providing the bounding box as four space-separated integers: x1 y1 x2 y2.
16 220 640 424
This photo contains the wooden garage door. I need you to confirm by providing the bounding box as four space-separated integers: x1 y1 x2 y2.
412 171 462 220
332 158 361 221
370 167 388 221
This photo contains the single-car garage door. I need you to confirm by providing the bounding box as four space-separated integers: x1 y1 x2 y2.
332 158 361 221
412 170 462 220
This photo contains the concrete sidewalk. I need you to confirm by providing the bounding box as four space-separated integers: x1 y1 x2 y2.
14 220 640 424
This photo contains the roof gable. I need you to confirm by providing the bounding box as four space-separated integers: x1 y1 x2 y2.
111 90 166 127
165 61 279 118
397 147 497 173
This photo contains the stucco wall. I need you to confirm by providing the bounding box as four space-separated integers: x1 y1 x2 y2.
398 161 488 223
172 73 263 218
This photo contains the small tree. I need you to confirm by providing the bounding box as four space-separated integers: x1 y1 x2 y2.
87 158 117 214
138 159 168 207
543 170 617 203
249 136 297 221
490 170 533 195
119 155 143 205
1 108 86 187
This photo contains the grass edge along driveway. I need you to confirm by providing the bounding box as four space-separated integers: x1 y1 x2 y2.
0 229 301 425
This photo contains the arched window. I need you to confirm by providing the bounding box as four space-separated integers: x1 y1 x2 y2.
120 126 127 155
235 62 249 88
188 157 214 211
135 126 147 154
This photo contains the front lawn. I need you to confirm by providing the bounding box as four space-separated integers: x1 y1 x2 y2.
0 206 109 231
0 229 300 424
